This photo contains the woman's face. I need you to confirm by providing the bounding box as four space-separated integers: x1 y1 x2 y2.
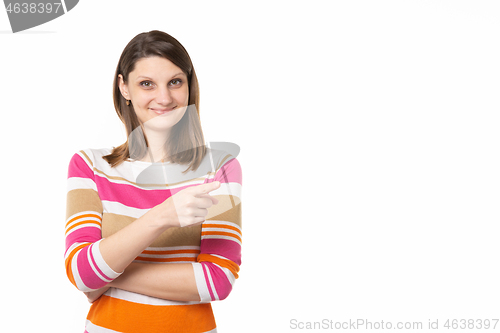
118 56 189 134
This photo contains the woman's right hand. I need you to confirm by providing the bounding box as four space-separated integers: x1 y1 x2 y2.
85 286 110 303
153 181 221 228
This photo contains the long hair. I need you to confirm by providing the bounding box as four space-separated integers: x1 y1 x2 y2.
103 30 206 172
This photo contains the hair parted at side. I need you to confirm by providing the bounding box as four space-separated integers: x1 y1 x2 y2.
103 30 206 172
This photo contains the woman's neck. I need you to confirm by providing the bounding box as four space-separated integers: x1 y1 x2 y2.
141 128 170 163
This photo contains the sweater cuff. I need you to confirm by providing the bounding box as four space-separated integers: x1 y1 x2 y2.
192 262 212 302
92 239 123 281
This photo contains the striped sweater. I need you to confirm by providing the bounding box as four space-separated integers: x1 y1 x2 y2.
64 147 242 333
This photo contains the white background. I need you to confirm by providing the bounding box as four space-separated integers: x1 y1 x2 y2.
1 1 500 332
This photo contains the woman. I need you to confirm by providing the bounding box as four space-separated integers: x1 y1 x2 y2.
64 30 242 333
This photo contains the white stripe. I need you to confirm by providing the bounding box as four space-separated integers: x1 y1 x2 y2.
133 259 196 264
65 223 101 237
137 252 198 259
211 182 242 198
144 245 200 251
104 287 209 306
192 262 212 302
67 177 97 192
203 220 242 232
201 235 242 246
85 320 121 333
102 200 149 218
209 253 230 261
66 211 102 225
203 227 242 238
203 264 219 301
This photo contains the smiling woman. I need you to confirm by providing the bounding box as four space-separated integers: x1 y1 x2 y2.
104 30 205 172
118 56 190 160
63 30 243 333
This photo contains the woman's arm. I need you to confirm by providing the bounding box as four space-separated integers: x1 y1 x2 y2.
65 150 219 294
98 182 220 274
76 154 242 304
65 151 119 292
84 263 199 303
85 286 111 303
94 158 243 303
109 263 200 302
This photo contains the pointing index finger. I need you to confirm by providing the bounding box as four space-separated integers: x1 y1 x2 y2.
195 181 221 195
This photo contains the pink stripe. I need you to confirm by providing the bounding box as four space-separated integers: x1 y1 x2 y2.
68 153 94 179
200 238 242 265
94 175 173 209
76 245 106 290
65 226 101 252
214 158 242 185
94 175 211 209
201 262 233 300
202 264 215 301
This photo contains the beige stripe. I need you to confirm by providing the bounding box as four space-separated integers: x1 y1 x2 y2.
66 189 103 219
80 150 94 167
207 201 242 227
101 213 202 247
207 195 241 222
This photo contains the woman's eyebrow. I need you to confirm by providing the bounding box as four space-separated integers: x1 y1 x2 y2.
136 76 153 81
171 72 186 78
136 73 186 81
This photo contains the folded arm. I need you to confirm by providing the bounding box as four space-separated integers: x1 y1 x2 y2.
66 151 242 304
87 158 243 303
109 262 200 301
65 151 220 294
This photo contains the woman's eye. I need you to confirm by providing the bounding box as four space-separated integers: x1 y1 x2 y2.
140 81 154 88
170 79 182 86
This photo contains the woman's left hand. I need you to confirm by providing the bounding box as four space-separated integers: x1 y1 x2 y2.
84 286 110 303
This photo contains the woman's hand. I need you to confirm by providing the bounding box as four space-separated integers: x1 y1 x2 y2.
153 181 221 228
84 286 110 303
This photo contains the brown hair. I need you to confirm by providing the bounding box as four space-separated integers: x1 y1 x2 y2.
103 30 206 172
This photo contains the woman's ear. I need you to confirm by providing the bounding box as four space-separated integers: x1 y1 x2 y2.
118 74 130 100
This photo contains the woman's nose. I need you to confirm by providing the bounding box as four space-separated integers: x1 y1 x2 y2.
156 86 172 105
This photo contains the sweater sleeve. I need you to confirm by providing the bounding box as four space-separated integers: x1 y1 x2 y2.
64 151 122 292
192 157 242 301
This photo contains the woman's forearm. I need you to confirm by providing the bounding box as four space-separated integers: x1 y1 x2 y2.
109 262 201 302
99 206 168 274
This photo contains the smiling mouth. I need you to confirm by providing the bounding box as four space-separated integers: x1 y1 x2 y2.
150 106 176 115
